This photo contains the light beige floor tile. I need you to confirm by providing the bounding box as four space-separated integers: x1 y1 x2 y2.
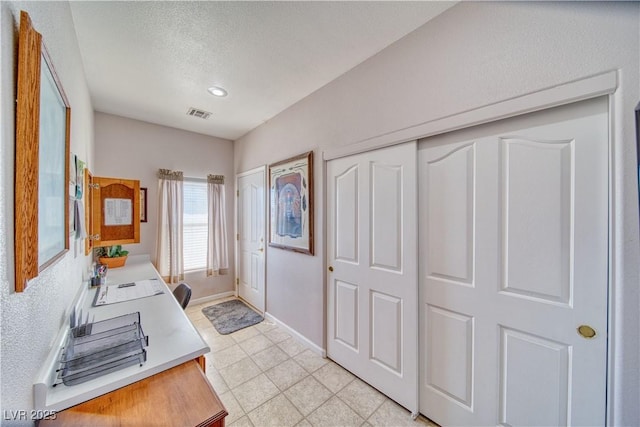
195 316 220 332
255 320 278 333
278 337 307 357
337 378 386 419
187 310 207 322
264 326 292 343
229 415 254 427
251 345 291 371
198 325 222 343
265 359 309 391
192 299 434 427
204 352 216 372
307 396 364 427
293 349 329 373
205 366 229 394
189 316 208 328
193 312 213 324
189 304 205 313
210 344 248 370
284 376 333 416
219 356 262 389
206 332 237 353
219 390 246 424
231 325 261 343
233 373 280 413
186 303 207 316
185 304 201 313
239 333 275 355
367 399 427 427
312 362 355 393
247 394 304 427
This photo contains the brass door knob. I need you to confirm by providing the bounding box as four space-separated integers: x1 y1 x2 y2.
577 325 596 339
328 266 334 272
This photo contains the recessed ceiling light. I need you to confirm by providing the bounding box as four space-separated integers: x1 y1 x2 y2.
207 86 227 97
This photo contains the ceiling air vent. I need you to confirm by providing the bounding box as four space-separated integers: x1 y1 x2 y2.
186 107 211 120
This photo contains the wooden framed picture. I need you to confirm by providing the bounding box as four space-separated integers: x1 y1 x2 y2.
268 151 314 255
140 187 148 222
14 11 71 291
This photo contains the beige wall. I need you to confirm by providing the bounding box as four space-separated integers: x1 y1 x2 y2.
1 1 95 417
234 2 640 424
0 1 638 423
94 112 235 300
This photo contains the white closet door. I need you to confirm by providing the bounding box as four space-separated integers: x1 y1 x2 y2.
327 142 418 414
237 168 266 312
419 97 609 426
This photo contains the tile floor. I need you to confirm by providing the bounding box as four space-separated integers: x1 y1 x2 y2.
186 298 438 427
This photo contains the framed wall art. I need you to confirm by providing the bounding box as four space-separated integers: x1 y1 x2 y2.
268 151 314 255
15 11 71 292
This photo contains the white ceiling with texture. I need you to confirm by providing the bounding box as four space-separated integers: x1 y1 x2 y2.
70 1 455 141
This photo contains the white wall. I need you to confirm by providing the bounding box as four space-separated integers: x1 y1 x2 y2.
234 2 639 424
94 112 235 300
0 1 94 420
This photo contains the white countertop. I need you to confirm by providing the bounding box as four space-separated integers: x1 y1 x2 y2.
33 255 210 411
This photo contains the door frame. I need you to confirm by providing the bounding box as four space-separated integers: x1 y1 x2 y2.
323 70 622 423
235 165 267 313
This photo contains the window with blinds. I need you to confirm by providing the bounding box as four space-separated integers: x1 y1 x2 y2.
183 179 207 271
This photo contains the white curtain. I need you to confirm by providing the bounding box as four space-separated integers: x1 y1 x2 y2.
155 169 184 283
207 174 228 276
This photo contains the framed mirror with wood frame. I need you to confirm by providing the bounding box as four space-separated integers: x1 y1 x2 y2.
15 11 71 292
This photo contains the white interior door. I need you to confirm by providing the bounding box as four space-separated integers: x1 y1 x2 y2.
419 97 609 426
236 167 266 312
327 142 418 414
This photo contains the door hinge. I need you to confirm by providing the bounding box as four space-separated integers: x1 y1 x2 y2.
89 183 100 189
88 234 100 241
237 190 239 197
236 278 239 285
237 233 239 241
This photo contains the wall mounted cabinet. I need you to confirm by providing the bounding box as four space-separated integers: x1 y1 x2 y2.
85 174 140 250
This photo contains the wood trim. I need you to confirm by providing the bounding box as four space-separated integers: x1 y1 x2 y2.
40 360 227 427
64 99 71 247
15 11 42 292
196 354 206 373
84 169 93 255
14 11 72 291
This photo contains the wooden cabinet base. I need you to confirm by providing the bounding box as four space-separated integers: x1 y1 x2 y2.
40 360 226 427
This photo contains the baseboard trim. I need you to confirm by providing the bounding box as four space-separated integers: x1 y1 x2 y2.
264 312 326 358
190 291 235 306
